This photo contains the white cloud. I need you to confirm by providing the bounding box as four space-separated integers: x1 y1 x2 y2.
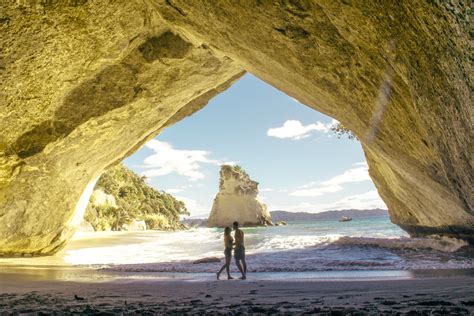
267 119 338 140
297 181 318 189
164 188 183 194
260 188 275 192
141 140 230 181
222 161 237 166
311 190 387 211
320 166 371 186
290 184 344 197
174 196 210 216
290 165 371 197
268 190 387 213
327 190 386 210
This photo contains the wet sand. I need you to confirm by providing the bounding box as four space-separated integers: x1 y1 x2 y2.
1 268 473 315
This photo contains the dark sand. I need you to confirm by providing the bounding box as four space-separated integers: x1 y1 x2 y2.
0 268 473 315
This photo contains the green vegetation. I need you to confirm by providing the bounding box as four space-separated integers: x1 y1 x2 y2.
233 164 249 178
84 164 189 231
330 123 357 140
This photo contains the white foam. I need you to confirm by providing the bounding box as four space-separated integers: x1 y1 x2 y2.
103 243 473 273
64 229 223 265
60 223 472 273
248 234 341 253
333 235 469 253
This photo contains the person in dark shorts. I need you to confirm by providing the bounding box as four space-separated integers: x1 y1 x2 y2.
216 226 234 280
233 221 247 280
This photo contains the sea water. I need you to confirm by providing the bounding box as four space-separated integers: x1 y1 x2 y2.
1 216 472 273
57 215 472 272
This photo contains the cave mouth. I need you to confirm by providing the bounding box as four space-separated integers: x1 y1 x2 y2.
57 73 420 268
0 72 471 287
118 73 387 220
5 71 469 271
1 1 471 261
0 1 473 262
1 2 472 311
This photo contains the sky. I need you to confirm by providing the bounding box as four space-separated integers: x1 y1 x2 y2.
124 74 386 218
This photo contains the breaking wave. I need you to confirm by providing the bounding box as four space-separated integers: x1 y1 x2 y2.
333 235 469 253
40 216 472 273
102 234 473 273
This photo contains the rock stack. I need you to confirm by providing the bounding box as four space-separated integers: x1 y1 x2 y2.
207 165 272 227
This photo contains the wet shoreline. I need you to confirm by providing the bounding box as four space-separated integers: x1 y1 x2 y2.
1 268 473 315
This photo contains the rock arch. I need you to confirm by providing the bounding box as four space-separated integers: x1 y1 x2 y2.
0 1 472 255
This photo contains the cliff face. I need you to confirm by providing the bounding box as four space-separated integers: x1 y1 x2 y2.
83 164 188 231
0 1 472 255
0 2 243 255
153 0 474 241
207 165 272 227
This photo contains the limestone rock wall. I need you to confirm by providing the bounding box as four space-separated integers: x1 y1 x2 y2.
156 0 473 240
207 165 272 227
90 189 117 209
0 2 243 255
0 0 472 255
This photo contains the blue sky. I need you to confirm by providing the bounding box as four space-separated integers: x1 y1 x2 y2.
124 74 386 217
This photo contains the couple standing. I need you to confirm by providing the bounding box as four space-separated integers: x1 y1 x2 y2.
217 221 247 280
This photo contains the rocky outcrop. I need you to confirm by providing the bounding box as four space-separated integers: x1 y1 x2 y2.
0 2 242 255
192 257 221 264
208 165 272 227
84 164 189 232
89 190 117 209
156 1 473 241
122 220 147 232
77 220 94 232
0 1 472 255
181 218 208 228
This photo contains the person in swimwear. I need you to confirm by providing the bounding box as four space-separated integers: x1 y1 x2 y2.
216 226 234 280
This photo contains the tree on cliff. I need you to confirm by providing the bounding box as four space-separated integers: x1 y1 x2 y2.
85 164 189 231
330 123 357 140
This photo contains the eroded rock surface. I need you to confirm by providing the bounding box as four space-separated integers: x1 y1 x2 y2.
208 165 272 228
0 1 243 255
157 0 473 240
0 1 472 255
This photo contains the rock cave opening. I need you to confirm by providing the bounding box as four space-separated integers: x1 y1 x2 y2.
1 3 472 313
59 73 399 266
1 1 471 259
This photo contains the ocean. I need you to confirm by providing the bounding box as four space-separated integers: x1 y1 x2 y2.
1 216 472 274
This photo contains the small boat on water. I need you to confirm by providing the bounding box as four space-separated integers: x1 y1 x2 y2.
339 216 352 222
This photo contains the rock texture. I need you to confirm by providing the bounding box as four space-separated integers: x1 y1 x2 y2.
208 165 272 228
89 189 117 209
0 1 472 254
0 2 243 255
157 0 473 241
77 220 94 233
122 220 147 232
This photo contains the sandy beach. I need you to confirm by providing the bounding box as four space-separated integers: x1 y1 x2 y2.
1 229 473 314
1 268 473 315
2 1 472 315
